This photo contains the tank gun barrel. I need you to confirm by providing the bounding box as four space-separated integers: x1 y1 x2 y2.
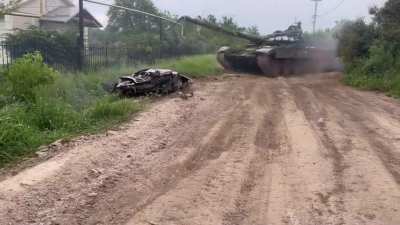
179 16 263 44
179 16 304 46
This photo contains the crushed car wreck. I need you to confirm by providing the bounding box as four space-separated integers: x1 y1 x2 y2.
113 69 192 97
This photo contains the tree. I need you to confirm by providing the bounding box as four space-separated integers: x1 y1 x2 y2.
206 15 217 25
95 0 258 56
370 0 400 50
246 26 260 36
0 0 22 16
334 19 377 64
220 16 244 32
107 0 159 33
303 29 337 50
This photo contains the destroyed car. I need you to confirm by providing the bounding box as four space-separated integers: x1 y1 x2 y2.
113 69 191 97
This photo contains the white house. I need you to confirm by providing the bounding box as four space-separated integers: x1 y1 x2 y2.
0 0 102 40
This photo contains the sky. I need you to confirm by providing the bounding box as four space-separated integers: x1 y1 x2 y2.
84 0 388 33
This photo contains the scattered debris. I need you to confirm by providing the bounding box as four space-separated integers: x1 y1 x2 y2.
178 91 194 100
89 168 103 177
19 182 31 187
106 130 119 136
113 69 192 97
35 150 49 159
49 140 63 148
87 192 98 197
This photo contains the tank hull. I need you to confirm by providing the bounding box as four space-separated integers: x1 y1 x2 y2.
217 48 342 76
217 52 261 74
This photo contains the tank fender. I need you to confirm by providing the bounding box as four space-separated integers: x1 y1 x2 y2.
255 47 274 56
217 46 231 53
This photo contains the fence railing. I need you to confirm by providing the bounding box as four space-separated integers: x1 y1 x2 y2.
0 44 181 71
83 46 160 70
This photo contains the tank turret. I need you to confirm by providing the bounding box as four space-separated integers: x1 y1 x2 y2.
180 16 340 76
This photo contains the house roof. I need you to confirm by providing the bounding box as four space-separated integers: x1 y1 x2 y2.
14 0 101 28
40 6 102 28
17 0 74 9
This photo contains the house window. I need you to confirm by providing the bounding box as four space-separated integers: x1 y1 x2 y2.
0 15 5 29
0 15 6 42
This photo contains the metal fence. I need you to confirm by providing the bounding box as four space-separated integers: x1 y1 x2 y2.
83 46 160 70
0 44 73 71
0 44 176 71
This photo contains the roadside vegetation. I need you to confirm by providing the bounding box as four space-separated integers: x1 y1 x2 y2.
158 55 223 78
335 0 400 98
0 53 222 168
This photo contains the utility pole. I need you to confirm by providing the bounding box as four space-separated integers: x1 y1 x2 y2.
159 18 163 59
78 0 84 70
311 0 322 33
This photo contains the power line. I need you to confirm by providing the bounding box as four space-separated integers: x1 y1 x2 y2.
83 0 182 25
318 0 345 17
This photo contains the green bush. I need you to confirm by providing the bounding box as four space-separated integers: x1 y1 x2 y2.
388 76 400 97
361 42 396 75
335 19 377 64
29 97 85 132
5 52 57 102
341 40 400 98
0 54 216 167
5 28 79 69
0 53 145 167
0 104 42 164
337 0 400 98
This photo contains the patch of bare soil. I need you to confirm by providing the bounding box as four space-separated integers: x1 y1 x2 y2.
0 73 400 225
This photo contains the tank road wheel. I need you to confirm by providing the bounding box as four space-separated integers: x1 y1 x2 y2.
217 52 233 71
292 60 306 75
256 55 281 77
283 60 314 76
282 60 294 76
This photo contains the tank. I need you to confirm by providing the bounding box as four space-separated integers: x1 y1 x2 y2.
179 16 341 76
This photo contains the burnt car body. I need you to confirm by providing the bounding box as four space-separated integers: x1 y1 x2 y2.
114 69 191 96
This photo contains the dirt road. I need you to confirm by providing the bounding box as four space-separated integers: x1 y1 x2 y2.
1 73 400 225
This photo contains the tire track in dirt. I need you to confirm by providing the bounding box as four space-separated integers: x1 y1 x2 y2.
125 78 265 225
315 85 400 185
221 80 288 225
274 77 357 225
338 84 400 121
220 79 284 225
291 85 347 223
276 79 340 225
80 79 259 225
303 81 400 224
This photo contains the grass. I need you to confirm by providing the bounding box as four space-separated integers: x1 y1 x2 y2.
343 73 400 98
341 42 400 98
343 67 400 98
157 55 224 78
0 54 223 168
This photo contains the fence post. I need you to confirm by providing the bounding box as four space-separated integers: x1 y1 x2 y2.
159 18 163 59
77 0 84 70
105 46 108 67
